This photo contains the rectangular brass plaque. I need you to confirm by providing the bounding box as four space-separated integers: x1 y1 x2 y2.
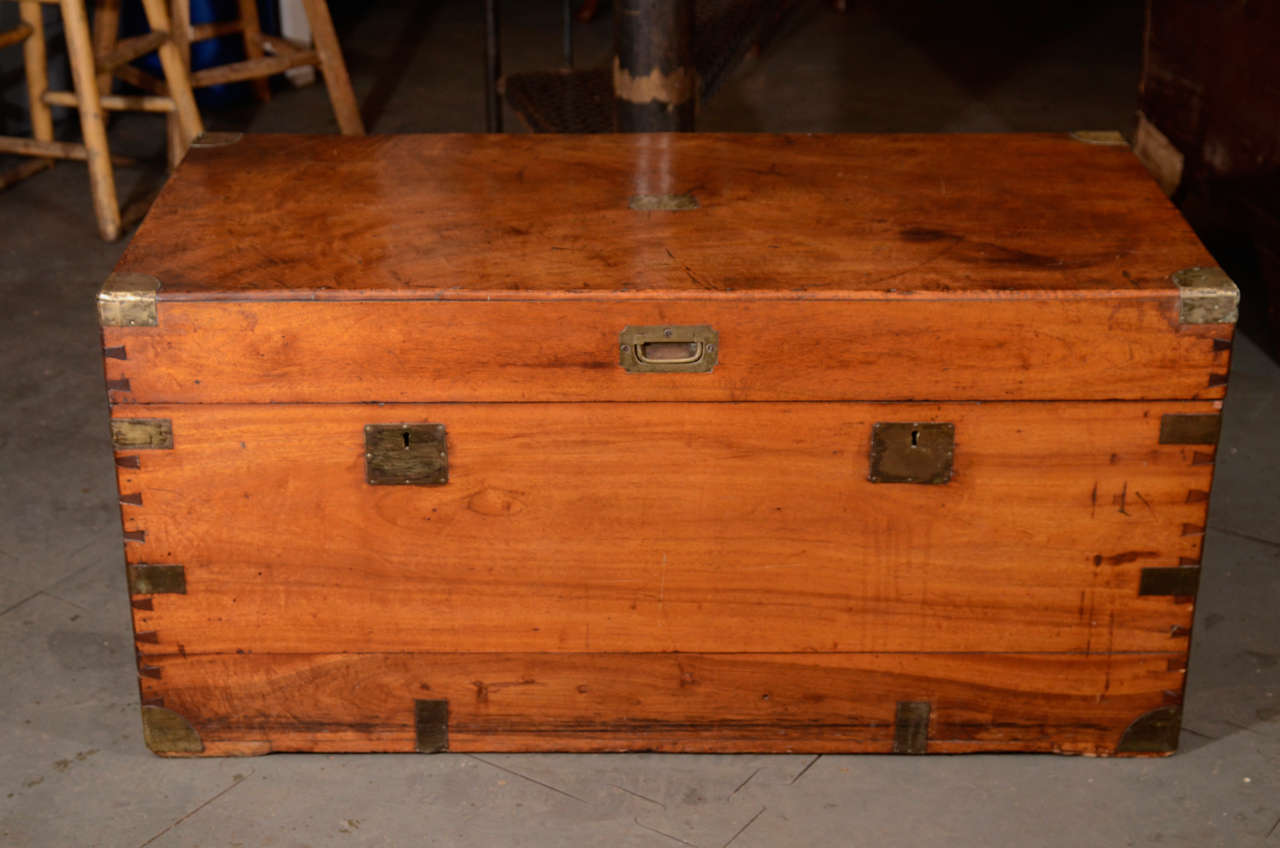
128 564 186 595
869 423 954 484
111 418 173 450
893 701 931 754
365 423 448 486
1158 413 1221 445
415 699 449 752
1138 566 1201 597
619 325 718 373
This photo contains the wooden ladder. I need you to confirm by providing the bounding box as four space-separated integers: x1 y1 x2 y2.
0 0 204 241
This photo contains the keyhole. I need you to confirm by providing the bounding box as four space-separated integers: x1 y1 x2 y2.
910 428 919 447
403 431 411 449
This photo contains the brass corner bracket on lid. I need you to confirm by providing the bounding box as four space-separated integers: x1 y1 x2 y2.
1173 267 1240 324
1069 130 1128 146
190 131 244 148
99 272 160 327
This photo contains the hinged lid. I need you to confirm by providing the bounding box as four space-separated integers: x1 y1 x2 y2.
102 133 1235 404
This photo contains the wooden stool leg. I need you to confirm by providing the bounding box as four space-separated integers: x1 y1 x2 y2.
18 1 54 143
164 106 185 171
299 0 364 134
141 0 204 154
92 0 122 96
164 0 193 169
237 0 271 102
60 0 121 239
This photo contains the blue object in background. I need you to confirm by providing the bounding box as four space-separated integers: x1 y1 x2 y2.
119 0 280 109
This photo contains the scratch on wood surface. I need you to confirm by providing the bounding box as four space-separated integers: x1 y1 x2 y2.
1114 482 1129 516
1134 490 1155 515
1090 482 1098 518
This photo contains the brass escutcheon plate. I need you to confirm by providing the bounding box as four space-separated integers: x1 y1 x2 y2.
365 423 448 486
869 422 955 484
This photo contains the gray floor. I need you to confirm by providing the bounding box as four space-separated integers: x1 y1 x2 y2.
2 2 1277 845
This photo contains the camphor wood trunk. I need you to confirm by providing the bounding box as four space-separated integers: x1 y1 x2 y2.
101 133 1237 756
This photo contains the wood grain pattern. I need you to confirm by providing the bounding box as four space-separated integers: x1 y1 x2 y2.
139 651 1185 755
114 401 1215 658
101 297 1230 404
114 133 1214 297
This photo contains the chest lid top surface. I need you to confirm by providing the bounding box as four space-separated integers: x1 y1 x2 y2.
119 132 1211 301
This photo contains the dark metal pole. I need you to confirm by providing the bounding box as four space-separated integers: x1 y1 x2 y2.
484 0 502 132
562 0 573 68
613 0 695 132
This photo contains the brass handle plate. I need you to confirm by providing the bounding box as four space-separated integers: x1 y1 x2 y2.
619 325 718 373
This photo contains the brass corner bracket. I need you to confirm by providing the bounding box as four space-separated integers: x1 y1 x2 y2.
140 705 204 755
1116 705 1182 754
1173 267 1239 324
1069 130 1128 147
99 272 161 327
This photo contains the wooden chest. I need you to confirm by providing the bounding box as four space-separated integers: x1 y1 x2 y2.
102 132 1237 757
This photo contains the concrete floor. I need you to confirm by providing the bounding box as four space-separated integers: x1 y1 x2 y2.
2 2 1277 845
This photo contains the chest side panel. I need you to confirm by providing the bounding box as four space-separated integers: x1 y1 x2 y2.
115 401 1215 658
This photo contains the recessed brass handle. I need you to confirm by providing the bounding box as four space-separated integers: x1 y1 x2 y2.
635 340 703 365
619 325 718 373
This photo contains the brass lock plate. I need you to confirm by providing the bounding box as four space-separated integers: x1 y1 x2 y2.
365 423 448 486
619 325 718 373
869 422 954 484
